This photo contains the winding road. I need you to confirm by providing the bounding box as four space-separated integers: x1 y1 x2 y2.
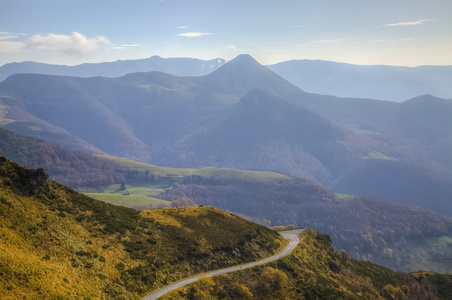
142 229 304 300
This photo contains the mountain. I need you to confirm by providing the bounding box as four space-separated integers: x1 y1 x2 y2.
0 55 225 82
1 158 451 299
0 73 151 161
3 55 450 103
332 159 452 216
2 126 451 272
161 173 452 273
0 127 125 188
268 59 452 102
166 229 451 299
0 157 282 298
0 54 451 218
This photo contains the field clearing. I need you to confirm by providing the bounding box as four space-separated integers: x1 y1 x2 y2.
83 192 170 208
97 155 291 182
335 193 354 200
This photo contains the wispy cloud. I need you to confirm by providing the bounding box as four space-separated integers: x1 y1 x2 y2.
314 37 355 44
175 32 212 38
228 44 237 49
119 44 142 47
385 19 433 27
177 26 188 29
370 40 385 43
0 35 19 40
0 32 25 52
111 44 142 50
24 32 111 56
0 41 24 53
0 31 27 36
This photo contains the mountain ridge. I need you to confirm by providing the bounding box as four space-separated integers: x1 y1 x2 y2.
0 54 451 219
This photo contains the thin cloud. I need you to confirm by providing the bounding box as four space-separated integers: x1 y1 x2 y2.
0 41 24 53
112 44 142 50
119 44 142 47
177 26 188 29
175 32 212 38
314 38 355 44
24 32 111 56
385 19 433 27
228 44 237 49
0 35 19 40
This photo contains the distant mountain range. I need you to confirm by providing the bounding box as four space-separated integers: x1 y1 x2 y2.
267 60 452 101
0 55 226 81
0 54 451 218
1 55 450 101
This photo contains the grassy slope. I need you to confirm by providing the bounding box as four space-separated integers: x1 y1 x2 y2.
0 157 284 299
100 155 291 182
85 155 292 209
163 229 450 300
83 192 171 208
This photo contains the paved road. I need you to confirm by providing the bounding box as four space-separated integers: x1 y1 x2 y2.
142 229 304 300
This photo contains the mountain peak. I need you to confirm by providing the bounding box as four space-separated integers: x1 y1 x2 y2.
204 54 304 97
228 54 260 65
213 54 266 74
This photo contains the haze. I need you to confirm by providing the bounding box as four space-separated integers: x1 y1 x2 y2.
1 0 452 66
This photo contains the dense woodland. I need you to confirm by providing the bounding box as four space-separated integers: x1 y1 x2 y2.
160 176 452 273
0 128 124 187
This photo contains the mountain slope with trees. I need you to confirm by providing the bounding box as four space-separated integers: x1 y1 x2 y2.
0 54 451 218
0 157 283 299
2 158 452 299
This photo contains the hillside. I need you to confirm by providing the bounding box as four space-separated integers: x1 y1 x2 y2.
268 59 452 101
2 158 452 299
0 157 283 299
161 175 452 273
0 128 125 188
0 56 225 82
0 54 451 219
162 229 452 299
2 56 450 102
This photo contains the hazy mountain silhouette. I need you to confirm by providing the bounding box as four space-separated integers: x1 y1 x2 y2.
268 59 452 101
3 55 450 102
0 56 225 82
1 54 451 216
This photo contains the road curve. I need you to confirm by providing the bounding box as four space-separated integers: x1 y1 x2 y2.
142 229 304 300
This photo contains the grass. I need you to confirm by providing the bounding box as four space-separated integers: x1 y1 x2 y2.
98 155 291 182
83 193 170 208
83 183 170 209
0 104 14 126
348 124 382 136
0 157 284 298
335 193 354 200
162 229 419 300
364 150 398 161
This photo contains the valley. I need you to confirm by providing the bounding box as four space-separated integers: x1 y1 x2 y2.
0 53 451 298
1 158 452 299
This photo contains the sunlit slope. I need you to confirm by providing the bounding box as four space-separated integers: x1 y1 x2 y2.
0 157 283 299
163 229 452 300
101 154 291 182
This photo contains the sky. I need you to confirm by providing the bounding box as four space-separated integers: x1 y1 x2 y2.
1 0 451 67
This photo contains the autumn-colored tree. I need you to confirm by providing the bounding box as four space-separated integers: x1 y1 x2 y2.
256 267 288 298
